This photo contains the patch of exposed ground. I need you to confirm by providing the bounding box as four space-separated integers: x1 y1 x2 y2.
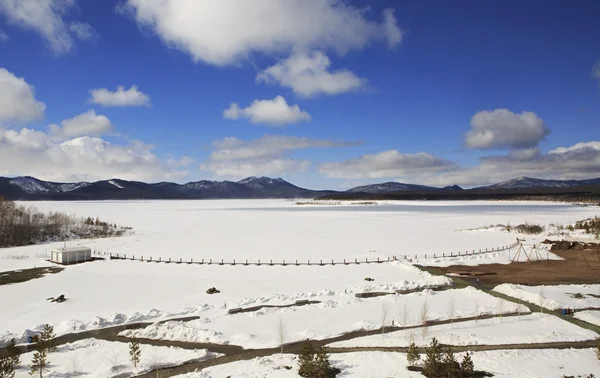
0 266 64 286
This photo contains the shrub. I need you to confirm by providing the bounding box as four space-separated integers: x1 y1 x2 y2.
407 342 420 367
297 341 340 378
514 223 544 235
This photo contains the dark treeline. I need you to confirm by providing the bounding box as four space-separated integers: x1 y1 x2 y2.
0 197 129 248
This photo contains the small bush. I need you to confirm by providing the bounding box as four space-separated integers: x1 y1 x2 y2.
297 340 340 378
514 223 544 235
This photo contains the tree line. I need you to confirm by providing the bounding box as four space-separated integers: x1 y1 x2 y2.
0 197 129 248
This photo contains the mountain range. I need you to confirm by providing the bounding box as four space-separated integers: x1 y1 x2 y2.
0 175 599 201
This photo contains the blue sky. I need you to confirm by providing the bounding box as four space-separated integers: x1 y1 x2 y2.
0 0 599 189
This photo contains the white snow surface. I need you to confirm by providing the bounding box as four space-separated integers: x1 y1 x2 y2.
13 338 217 378
574 310 600 326
494 283 600 310
328 313 597 348
117 287 527 349
173 349 600 378
108 180 124 189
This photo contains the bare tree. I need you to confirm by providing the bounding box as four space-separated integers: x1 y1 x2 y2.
539 287 545 313
107 348 123 373
497 299 504 322
474 300 479 324
420 301 429 339
276 314 287 356
381 304 390 336
68 354 81 377
448 298 456 328
147 347 163 378
399 303 411 331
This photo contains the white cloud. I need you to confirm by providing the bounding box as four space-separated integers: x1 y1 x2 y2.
465 109 550 150
0 0 92 54
257 52 365 98
118 0 401 66
0 67 46 123
319 150 456 179
382 9 403 48
48 109 112 137
201 135 356 178
592 60 600 85
0 29 8 42
223 96 311 126
69 21 95 41
0 126 189 182
88 85 150 107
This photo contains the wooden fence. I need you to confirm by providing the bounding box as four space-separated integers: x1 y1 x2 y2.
93 241 520 267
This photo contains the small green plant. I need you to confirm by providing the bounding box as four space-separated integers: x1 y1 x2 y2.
30 324 56 378
297 340 340 378
129 339 141 368
461 352 474 375
407 342 420 367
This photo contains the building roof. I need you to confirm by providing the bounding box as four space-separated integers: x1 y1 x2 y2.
51 246 91 253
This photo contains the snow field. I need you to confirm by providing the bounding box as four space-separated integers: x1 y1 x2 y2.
0 260 450 346
118 287 528 349
328 313 598 348
171 349 600 378
574 310 600 327
13 338 219 378
494 283 600 310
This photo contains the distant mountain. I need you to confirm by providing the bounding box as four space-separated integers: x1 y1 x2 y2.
347 182 462 194
0 176 337 200
475 176 600 190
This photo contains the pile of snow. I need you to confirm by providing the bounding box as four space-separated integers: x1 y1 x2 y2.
328 313 597 348
118 287 527 349
574 310 600 326
13 338 218 378
494 283 600 310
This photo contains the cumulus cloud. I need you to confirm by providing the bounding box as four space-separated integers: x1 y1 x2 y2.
201 135 356 178
0 126 189 182
118 0 402 66
257 52 365 98
48 109 112 137
319 150 456 179
0 29 8 42
69 21 95 41
88 85 150 107
0 0 92 54
223 96 311 126
0 67 46 123
465 109 550 150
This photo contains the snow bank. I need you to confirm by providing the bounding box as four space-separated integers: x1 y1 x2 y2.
574 310 600 326
328 313 597 347
13 338 219 378
494 283 600 310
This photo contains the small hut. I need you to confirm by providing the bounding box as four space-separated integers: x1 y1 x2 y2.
50 246 92 264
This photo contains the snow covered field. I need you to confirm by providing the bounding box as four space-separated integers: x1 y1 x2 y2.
172 349 600 378
13 338 217 378
494 283 600 310
1 200 599 375
575 310 600 326
118 287 528 349
328 313 597 347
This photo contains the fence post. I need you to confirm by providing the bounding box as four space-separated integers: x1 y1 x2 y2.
320 259 323 265
150 256 152 262
332 259 334 265
270 259 273 266
191 258 193 264
283 260 286 266
169 257 171 263
296 259 298 265
258 259 261 265
308 259 310 265
366 257 368 263
245 259 248 265
233 259 235 265
221 259 224 265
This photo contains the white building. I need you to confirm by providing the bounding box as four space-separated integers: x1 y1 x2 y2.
50 246 92 264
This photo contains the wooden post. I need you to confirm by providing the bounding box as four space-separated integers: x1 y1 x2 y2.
233 259 235 265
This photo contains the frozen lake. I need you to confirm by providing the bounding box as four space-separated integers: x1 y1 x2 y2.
8 200 598 265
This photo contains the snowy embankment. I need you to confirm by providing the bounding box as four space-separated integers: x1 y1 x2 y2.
118 287 528 349
574 310 600 326
493 283 600 310
0 261 450 346
13 338 218 378
328 313 597 348
171 349 600 378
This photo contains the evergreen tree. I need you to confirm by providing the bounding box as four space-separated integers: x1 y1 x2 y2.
129 340 141 368
5 338 20 368
0 357 15 378
441 347 460 377
30 324 56 378
298 340 316 377
314 347 340 378
461 352 474 376
406 342 420 367
422 337 443 377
